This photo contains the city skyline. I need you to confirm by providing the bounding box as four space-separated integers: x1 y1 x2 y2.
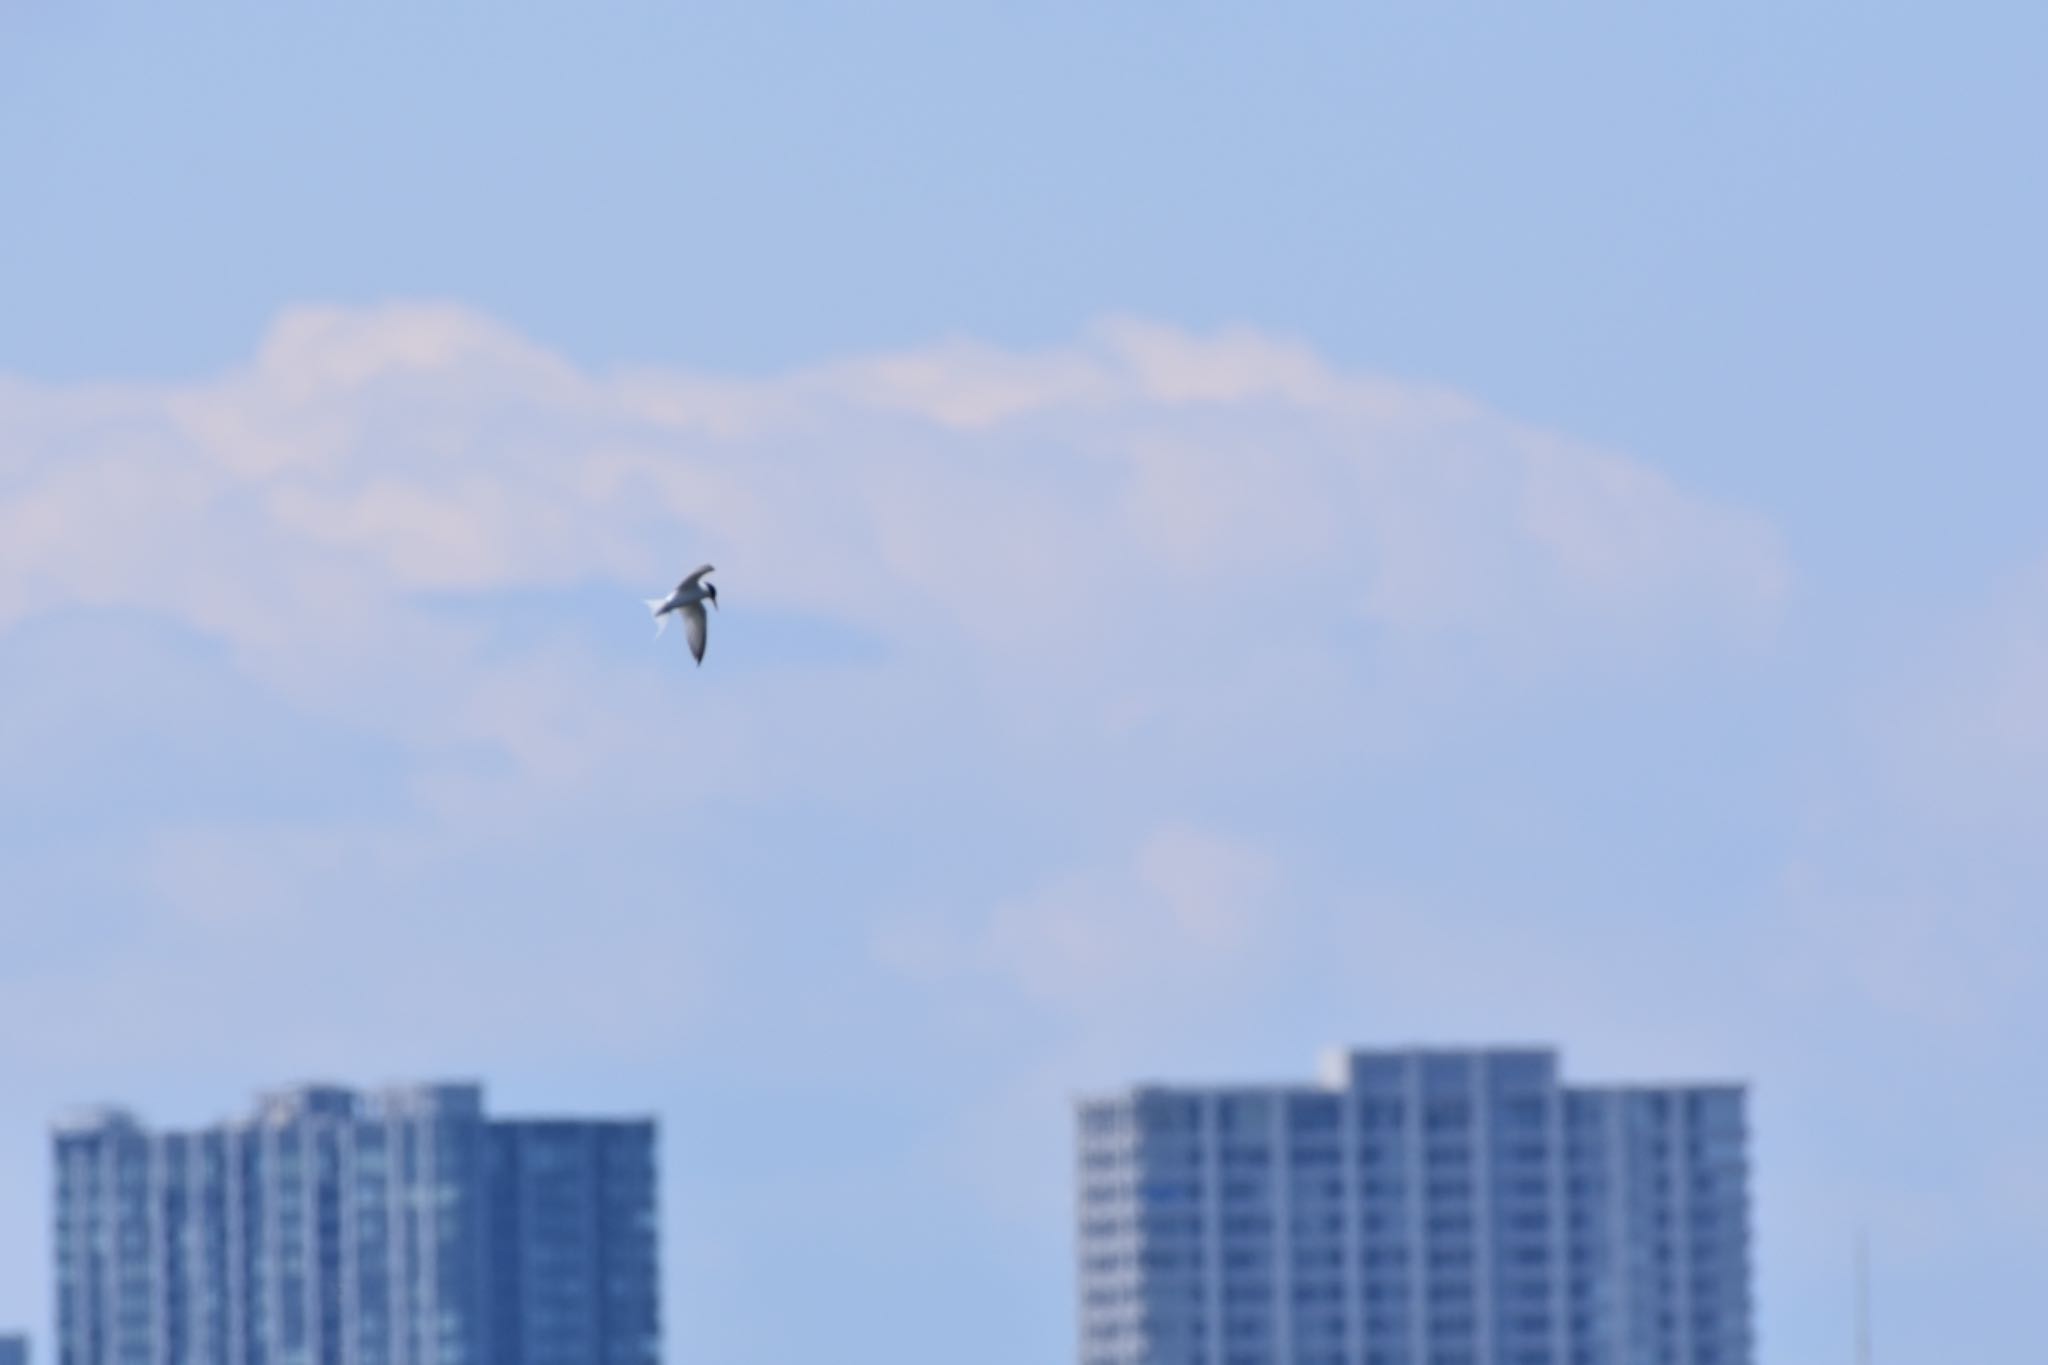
30 1044 1755 1365
6 5 2048 1363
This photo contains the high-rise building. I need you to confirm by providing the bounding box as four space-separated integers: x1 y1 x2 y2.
1075 1047 1751 1365
487 1122 662 1365
0 1333 30 1365
52 1084 658 1365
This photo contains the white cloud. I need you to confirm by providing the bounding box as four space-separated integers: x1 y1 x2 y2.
0 303 1796 880
0 301 1784 671
0 303 1807 1051
0 304 1807 1057
877 826 1280 1012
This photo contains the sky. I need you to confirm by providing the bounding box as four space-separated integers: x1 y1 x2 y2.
2 2 2047 1361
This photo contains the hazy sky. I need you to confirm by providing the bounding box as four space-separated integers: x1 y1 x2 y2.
4 4 2047 1361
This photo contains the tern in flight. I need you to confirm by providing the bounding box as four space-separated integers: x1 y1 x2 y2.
646 564 719 664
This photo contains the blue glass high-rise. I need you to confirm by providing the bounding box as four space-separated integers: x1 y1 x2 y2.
52 1084 658 1365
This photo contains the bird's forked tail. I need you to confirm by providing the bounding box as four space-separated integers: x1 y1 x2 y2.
645 598 668 638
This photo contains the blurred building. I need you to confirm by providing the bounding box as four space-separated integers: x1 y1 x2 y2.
51 1084 658 1365
0 1332 29 1365
1075 1047 1751 1365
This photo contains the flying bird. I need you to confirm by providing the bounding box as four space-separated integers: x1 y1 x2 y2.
646 564 719 664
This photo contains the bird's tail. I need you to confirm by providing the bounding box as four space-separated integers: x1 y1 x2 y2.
645 599 668 638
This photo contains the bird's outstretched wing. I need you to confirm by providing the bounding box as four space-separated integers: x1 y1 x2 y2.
683 601 709 664
675 564 716 592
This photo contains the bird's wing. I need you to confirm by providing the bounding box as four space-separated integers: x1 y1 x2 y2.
683 601 708 664
675 563 716 592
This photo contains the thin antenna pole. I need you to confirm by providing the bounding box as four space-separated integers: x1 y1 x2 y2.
1856 1231 1871 1365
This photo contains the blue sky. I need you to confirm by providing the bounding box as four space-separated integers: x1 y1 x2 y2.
3 4 2047 1361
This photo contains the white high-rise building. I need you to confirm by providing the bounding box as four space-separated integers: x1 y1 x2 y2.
1076 1048 1751 1365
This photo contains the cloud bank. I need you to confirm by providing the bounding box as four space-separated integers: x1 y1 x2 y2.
0 300 1785 660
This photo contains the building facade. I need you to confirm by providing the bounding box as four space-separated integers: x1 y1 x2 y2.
0 1334 29 1365
486 1122 662 1365
52 1085 658 1365
1076 1048 1750 1365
